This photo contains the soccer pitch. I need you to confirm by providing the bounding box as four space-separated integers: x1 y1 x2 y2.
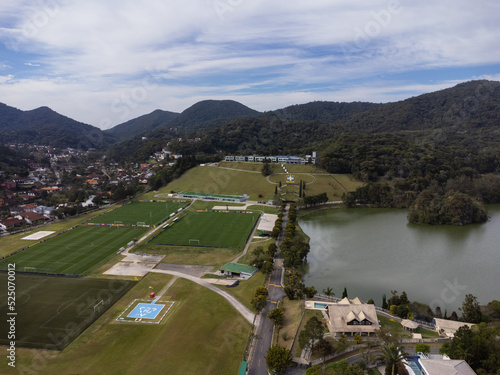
0 226 146 275
88 201 188 226
154 211 259 249
0 273 136 350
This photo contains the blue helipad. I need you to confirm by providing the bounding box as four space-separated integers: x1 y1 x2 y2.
127 303 165 319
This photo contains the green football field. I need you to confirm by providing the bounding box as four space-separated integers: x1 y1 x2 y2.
88 201 188 226
0 273 136 350
0 226 146 275
154 211 259 249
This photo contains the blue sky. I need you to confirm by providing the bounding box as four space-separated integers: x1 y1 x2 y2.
0 0 499 129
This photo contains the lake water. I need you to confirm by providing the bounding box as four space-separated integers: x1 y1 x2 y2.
300 206 500 313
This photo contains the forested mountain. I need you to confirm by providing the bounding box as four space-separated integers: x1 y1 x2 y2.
0 145 28 177
334 80 500 133
167 99 261 133
0 103 110 149
268 101 380 122
103 109 179 141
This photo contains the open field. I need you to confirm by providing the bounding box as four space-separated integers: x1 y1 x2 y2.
145 244 239 268
0 273 135 350
270 173 363 201
219 161 326 174
0 274 251 375
148 166 276 201
154 211 259 250
278 298 304 349
138 165 361 203
0 226 146 275
0 207 112 258
218 271 266 312
87 201 188 226
378 315 439 339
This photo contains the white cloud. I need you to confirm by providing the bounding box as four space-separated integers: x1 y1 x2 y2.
0 0 498 128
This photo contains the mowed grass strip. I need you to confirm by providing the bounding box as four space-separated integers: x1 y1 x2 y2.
88 201 188 226
0 226 146 275
154 211 258 250
0 273 136 350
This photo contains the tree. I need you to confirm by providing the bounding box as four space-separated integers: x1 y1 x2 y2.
415 343 431 356
268 306 284 328
342 287 348 299
354 334 363 344
323 287 335 297
304 286 317 299
460 293 482 323
261 160 272 176
299 316 324 350
440 323 500 373
399 291 410 305
266 345 292 374
312 338 334 359
382 294 388 310
435 306 442 318
377 343 409 375
251 286 269 312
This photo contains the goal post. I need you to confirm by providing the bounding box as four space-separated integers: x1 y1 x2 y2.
136 221 147 226
24 266 36 272
93 300 104 313
189 239 200 245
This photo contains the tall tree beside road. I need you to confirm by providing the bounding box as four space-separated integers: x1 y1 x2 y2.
266 345 292 375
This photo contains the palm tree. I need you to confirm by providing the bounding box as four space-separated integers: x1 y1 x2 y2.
377 343 409 375
322 287 334 298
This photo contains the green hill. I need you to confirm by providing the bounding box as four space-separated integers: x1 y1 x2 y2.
0 103 110 149
103 109 179 141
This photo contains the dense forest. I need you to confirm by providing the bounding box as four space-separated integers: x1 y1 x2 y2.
3 80 500 224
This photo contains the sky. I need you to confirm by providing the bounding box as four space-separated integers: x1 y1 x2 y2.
0 0 500 129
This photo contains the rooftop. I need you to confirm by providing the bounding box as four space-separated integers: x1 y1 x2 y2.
221 263 257 275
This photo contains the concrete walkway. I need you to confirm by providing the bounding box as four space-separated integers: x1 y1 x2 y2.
150 269 254 324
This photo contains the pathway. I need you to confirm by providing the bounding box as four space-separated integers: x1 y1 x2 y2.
150 268 254 324
248 204 288 375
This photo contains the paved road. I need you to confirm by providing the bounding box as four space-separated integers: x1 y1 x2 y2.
248 205 288 375
150 269 254 323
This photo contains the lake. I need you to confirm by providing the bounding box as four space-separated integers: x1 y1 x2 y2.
300 205 500 313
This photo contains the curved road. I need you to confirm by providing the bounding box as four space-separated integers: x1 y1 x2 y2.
150 269 254 324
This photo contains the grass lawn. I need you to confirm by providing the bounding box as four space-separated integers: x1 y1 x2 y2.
0 207 112 258
137 165 361 203
269 173 363 201
150 166 277 201
0 226 146 275
145 243 240 268
0 273 135 350
237 237 275 265
219 161 277 172
217 271 266 312
0 274 251 375
377 315 438 339
87 201 188 226
153 211 258 250
278 298 304 350
246 205 279 214
292 309 325 357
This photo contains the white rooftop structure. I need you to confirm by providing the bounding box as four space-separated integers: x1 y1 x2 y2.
419 359 477 375
326 297 380 336
433 318 475 337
